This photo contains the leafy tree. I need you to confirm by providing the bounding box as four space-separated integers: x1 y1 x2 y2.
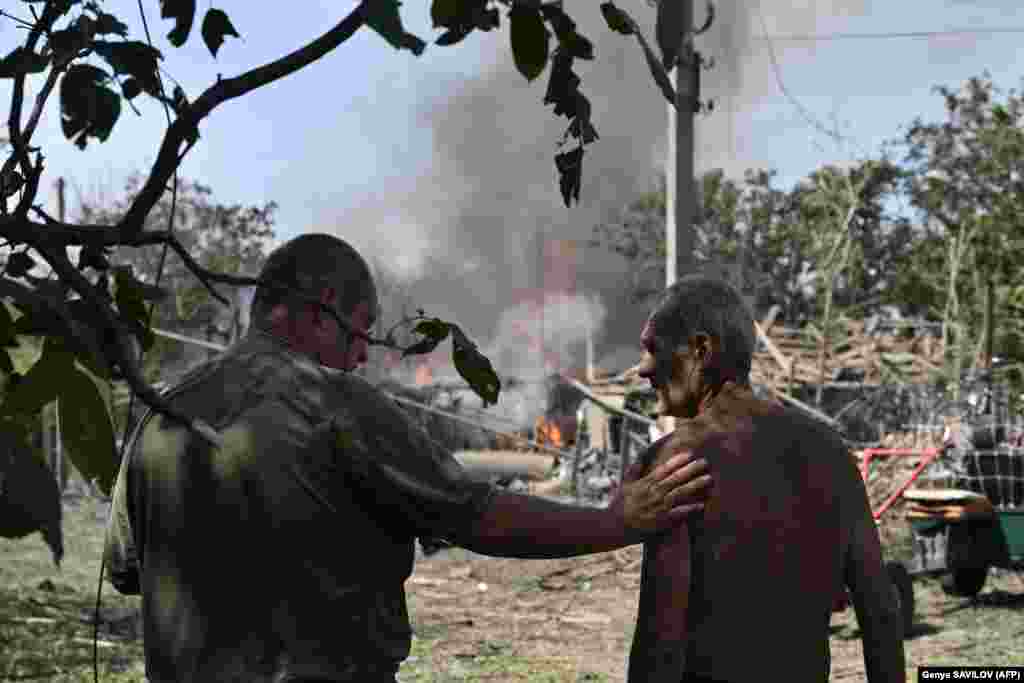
0 0 689 531
590 168 821 323
900 74 1024 396
794 159 904 404
78 174 276 380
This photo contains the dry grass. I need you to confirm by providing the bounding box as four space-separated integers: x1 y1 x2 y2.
0 495 144 682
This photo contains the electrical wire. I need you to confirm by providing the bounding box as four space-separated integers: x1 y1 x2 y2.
756 26 1024 43
751 23 1024 152
755 8 847 148
94 2 180 681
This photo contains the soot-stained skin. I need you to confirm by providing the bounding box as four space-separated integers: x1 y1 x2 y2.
627 383 906 683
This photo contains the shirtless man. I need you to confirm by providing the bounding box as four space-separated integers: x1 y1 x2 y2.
627 276 905 683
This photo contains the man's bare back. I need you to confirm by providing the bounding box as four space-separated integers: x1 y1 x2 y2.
629 384 904 683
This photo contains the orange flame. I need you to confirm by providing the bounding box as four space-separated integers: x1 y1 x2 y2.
535 416 564 448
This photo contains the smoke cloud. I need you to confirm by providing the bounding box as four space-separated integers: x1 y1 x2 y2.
337 1 869 393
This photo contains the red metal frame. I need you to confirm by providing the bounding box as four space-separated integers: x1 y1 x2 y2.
858 447 943 520
832 447 944 612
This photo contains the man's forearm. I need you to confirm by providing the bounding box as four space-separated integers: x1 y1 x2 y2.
459 491 640 559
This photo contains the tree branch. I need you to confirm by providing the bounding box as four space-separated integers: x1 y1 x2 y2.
119 1 369 235
3 0 59 209
31 241 223 447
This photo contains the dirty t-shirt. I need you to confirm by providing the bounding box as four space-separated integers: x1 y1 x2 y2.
104 329 495 683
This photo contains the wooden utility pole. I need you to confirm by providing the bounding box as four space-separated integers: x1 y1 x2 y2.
665 0 698 288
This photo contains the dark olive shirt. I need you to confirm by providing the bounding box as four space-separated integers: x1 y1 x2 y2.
104 329 495 682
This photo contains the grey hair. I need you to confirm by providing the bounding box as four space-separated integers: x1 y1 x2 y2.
648 275 756 381
250 233 378 326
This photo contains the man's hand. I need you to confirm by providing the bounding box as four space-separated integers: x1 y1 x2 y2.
611 450 711 537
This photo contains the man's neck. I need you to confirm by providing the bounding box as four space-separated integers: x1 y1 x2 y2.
695 379 750 416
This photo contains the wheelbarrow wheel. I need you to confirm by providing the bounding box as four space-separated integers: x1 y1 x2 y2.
885 561 914 637
941 566 988 597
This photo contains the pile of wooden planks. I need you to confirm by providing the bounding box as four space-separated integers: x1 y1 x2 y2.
750 313 944 392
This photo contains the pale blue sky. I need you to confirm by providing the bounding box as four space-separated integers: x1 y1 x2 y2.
12 1 1021 243
4 0 1024 367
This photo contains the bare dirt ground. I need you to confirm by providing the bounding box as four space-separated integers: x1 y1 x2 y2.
3 494 1024 682
401 539 1024 682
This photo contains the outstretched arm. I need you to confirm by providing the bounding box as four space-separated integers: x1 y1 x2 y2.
627 521 691 683
843 460 905 683
459 452 709 559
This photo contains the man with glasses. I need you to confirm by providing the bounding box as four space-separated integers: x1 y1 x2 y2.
105 233 713 683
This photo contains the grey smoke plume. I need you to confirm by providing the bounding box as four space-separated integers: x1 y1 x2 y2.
422 293 606 428
339 0 869 389
486 292 605 384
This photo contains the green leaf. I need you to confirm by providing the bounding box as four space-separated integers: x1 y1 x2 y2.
0 47 49 78
0 436 64 566
120 77 142 100
510 3 549 81
565 32 594 60
402 337 446 358
87 5 129 37
161 0 197 47
599 2 633 35
556 146 583 207
655 0 683 69
4 251 36 279
0 303 16 348
64 299 112 381
6 333 40 374
0 170 25 199
201 8 241 58
93 41 163 97
431 0 460 28
46 24 90 63
449 325 501 407
2 336 74 415
402 318 451 358
365 0 427 56
58 367 117 495
113 266 154 350
60 64 122 149
413 318 449 338
93 12 129 38
0 350 12 376
436 28 471 46
475 6 500 31
543 50 579 116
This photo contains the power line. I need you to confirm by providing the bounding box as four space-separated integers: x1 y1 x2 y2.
755 8 853 151
747 22 1024 157
756 26 1024 43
